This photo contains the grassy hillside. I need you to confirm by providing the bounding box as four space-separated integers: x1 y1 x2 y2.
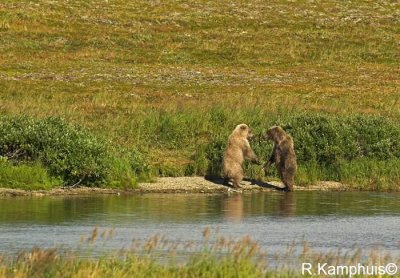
0 1 399 189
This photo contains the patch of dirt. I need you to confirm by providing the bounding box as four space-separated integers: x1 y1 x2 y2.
0 177 350 197
0 187 124 197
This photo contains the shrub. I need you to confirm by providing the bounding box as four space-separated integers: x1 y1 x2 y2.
280 114 400 164
191 134 226 177
193 114 400 185
130 149 152 181
0 116 111 186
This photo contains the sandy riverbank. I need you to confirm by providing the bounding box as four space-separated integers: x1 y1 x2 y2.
0 177 350 197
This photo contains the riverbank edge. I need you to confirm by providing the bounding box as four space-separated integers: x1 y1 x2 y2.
0 176 355 197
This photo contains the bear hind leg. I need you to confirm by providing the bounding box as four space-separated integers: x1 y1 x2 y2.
232 172 243 189
282 173 295 192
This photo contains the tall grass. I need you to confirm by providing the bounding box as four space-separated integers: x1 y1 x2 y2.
0 228 398 277
1 112 400 190
0 157 58 190
189 112 400 190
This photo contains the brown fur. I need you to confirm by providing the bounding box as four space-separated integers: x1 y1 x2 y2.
263 126 297 192
223 124 259 188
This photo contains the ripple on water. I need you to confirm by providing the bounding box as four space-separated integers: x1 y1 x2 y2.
0 191 399 256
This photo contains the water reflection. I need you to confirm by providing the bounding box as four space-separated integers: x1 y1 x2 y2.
223 194 243 222
278 193 295 217
0 192 400 255
0 192 399 225
222 192 296 220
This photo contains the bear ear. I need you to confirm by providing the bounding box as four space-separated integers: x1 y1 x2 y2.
240 125 247 130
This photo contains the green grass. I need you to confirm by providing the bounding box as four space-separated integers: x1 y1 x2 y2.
0 0 399 190
0 158 58 190
0 116 152 189
0 228 398 277
189 113 400 190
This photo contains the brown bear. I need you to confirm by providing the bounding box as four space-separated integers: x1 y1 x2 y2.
223 124 260 188
263 126 297 192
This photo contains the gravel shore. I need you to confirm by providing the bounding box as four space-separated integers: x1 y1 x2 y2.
0 177 350 197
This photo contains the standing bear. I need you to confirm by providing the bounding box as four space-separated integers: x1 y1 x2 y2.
223 124 260 188
263 126 297 192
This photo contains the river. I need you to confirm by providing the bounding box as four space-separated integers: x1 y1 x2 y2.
0 191 399 257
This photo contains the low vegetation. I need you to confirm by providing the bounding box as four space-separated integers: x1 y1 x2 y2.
0 0 399 190
192 113 400 190
0 157 58 190
1 113 399 190
0 115 151 189
0 228 398 277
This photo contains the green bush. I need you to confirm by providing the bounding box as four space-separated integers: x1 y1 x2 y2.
192 114 400 188
130 149 152 181
338 158 400 191
0 116 111 186
279 115 400 164
195 135 226 177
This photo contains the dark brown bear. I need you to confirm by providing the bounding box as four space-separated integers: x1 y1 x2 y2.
223 124 259 188
263 126 297 192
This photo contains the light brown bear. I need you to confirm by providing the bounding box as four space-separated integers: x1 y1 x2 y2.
223 124 260 188
263 126 297 192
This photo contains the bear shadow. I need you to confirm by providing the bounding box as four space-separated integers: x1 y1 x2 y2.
204 176 286 191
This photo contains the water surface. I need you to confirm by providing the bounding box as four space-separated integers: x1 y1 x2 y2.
0 191 399 255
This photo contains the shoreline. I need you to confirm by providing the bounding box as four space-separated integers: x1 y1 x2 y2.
0 177 351 197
